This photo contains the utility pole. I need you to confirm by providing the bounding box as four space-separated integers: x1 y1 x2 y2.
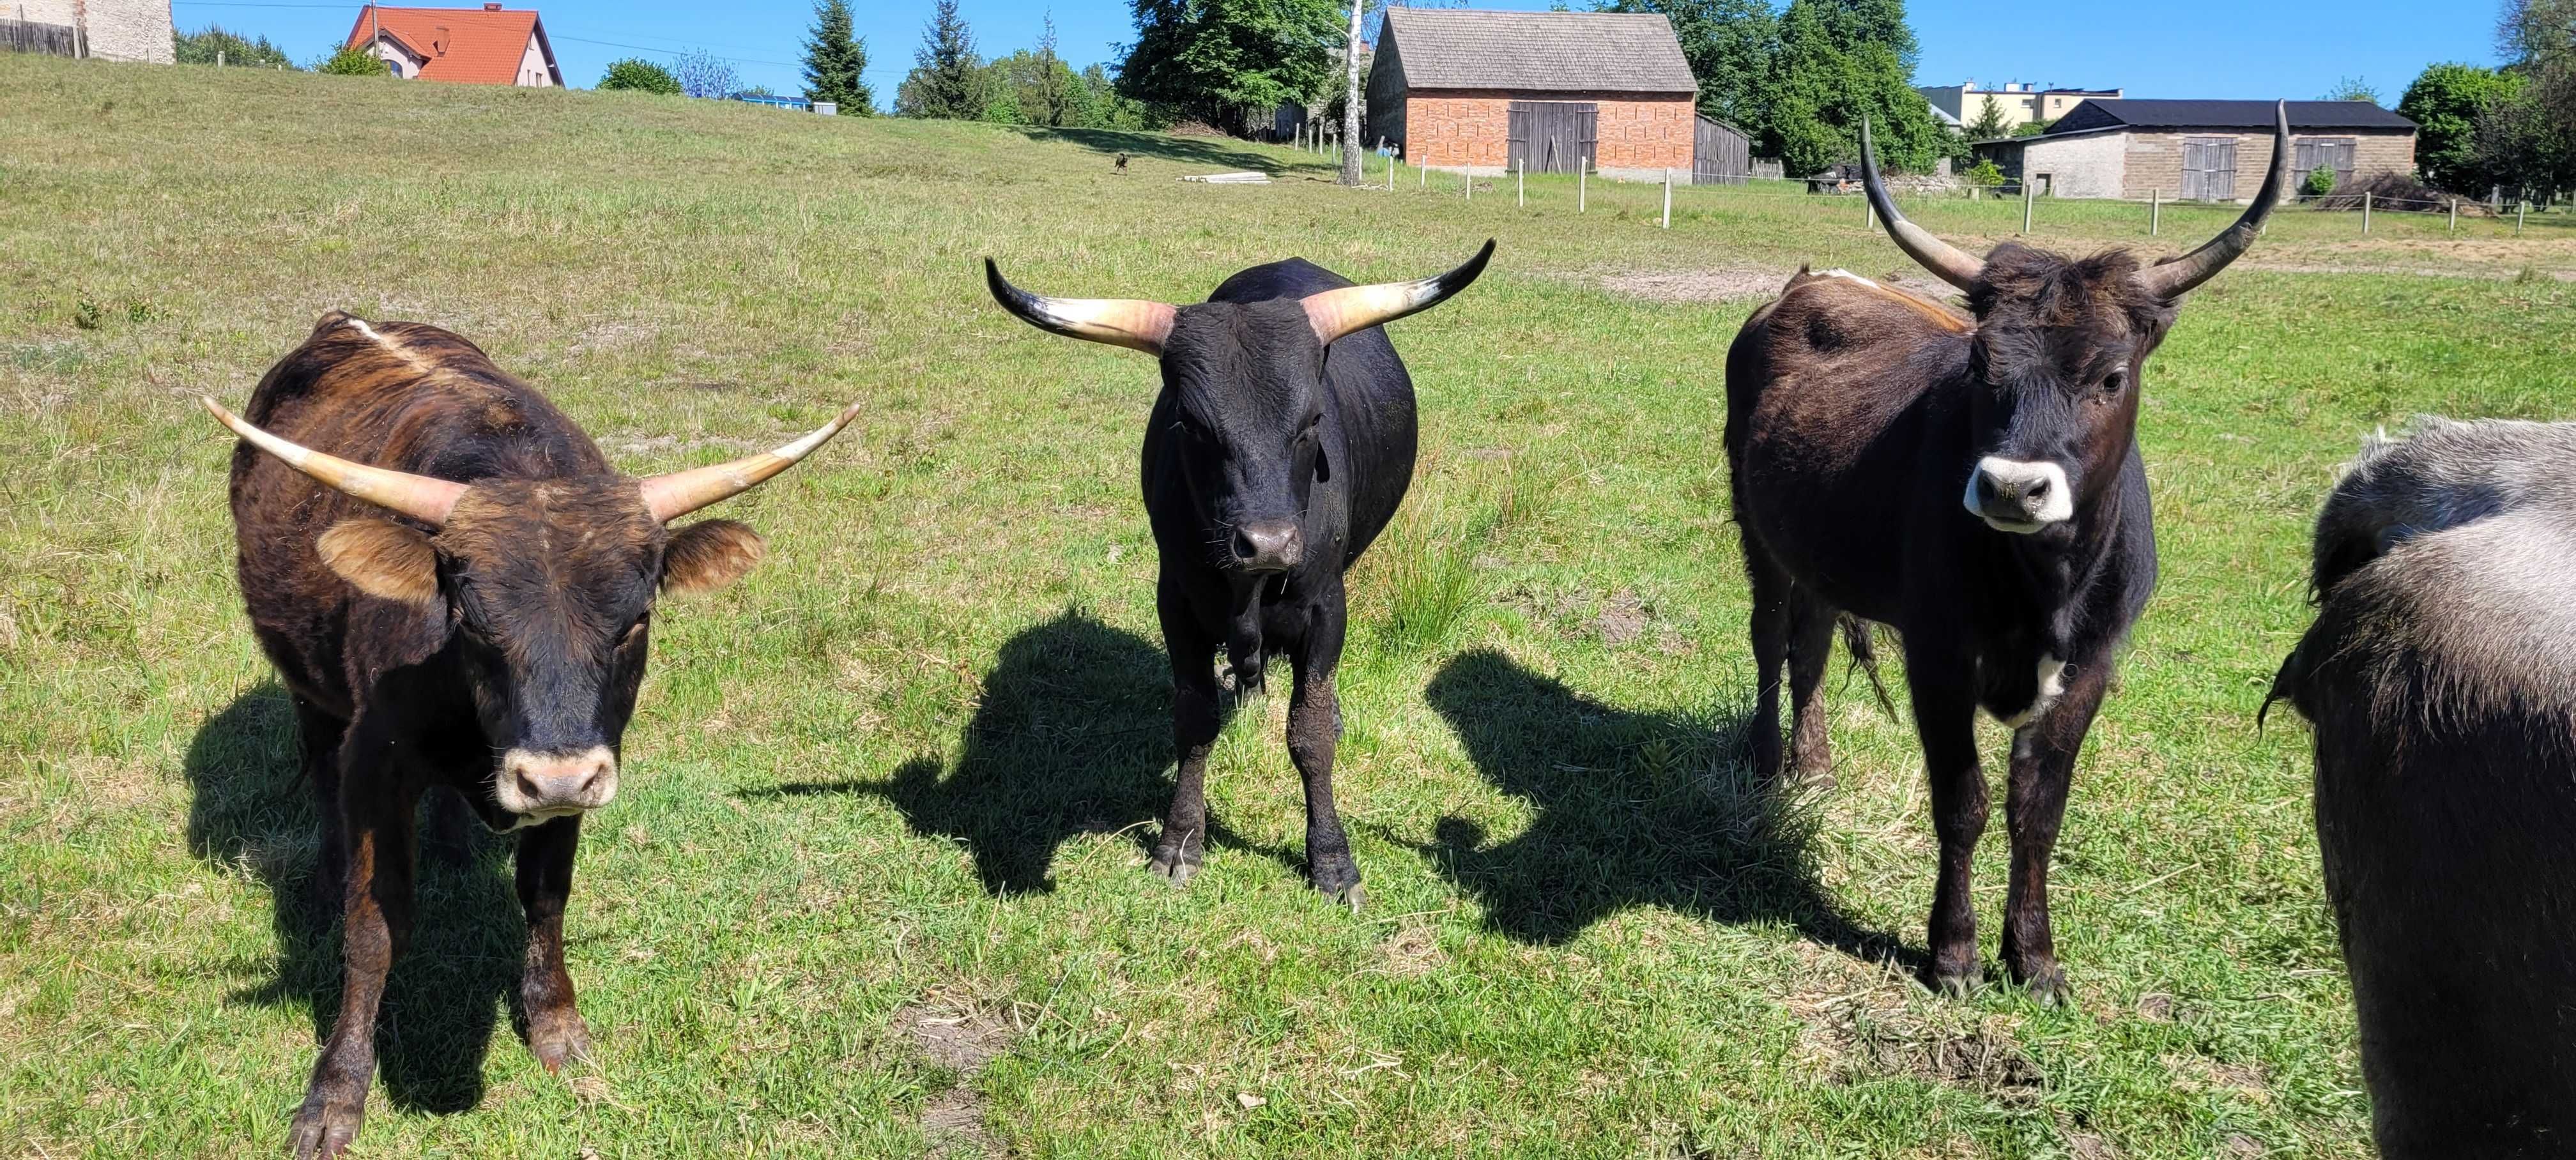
1339 1 1365 186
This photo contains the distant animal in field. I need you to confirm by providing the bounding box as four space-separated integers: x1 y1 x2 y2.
2270 416 2576 1156
1723 104 2290 1001
985 240 1494 907
207 312 860 1159
1114 151 1130 175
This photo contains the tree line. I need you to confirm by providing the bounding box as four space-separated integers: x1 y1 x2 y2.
2397 0 2576 203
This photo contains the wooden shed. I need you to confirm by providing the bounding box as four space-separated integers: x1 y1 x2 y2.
1364 9 1712 183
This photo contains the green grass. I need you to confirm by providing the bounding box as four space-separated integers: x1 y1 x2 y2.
3 56 2572 1157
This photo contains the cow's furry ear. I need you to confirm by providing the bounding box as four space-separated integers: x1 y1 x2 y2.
318 518 441 606
663 519 766 596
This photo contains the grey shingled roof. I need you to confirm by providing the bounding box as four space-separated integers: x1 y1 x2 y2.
1379 8 1696 95
2052 99 2418 134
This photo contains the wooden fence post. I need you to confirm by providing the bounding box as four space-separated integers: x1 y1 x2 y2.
2448 198 2457 231
2363 190 2372 234
1662 169 1672 228
2518 201 2527 234
2150 188 2159 236
2021 178 2034 234
1579 156 1586 213
1464 167 1471 201
1517 160 1524 208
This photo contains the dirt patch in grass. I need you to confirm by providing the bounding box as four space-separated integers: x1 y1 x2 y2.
899 1002 1015 1156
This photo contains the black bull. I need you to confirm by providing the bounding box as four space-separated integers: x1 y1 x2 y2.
987 241 1494 906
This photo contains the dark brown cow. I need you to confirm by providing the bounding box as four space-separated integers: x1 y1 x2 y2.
1724 106 2288 1000
2271 418 2576 1155
208 312 859 1158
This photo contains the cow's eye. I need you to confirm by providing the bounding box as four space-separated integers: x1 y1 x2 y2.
2101 370 2128 395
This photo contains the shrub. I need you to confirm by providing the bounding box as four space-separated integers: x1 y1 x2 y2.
1965 159 2005 188
315 45 390 76
2302 165 2338 197
173 25 296 68
598 57 681 95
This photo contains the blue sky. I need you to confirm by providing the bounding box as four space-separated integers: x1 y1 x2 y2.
172 1 2507 109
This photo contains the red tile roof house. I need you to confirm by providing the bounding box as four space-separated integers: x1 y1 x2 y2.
345 3 563 86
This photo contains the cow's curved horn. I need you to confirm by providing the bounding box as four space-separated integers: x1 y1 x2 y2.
1301 238 1497 346
2134 100 2292 300
1860 118 1984 292
985 259 1175 355
636 401 865 523
202 396 466 527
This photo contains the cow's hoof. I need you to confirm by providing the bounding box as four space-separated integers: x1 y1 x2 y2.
288 1090 364 1159
1929 956 1982 999
528 1007 594 1072
1148 843 1202 887
1310 861 1364 911
2014 963 2071 1007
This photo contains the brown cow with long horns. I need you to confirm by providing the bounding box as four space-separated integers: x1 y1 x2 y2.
1724 105 2290 1000
207 312 861 1158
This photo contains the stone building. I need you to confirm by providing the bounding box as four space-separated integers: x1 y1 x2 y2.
1972 99 2419 202
5 0 174 64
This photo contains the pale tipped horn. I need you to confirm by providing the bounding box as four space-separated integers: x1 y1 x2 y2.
637 401 864 523
985 259 1176 355
1860 118 1984 292
202 396 466 527
1301 238 1496 346
2135 100 2292 300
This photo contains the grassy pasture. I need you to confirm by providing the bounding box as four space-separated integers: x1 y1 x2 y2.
4 57 2573 1157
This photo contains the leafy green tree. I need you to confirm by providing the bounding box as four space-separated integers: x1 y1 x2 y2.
598 57 682 94
2400 63 2522 192
2320 75 2380 103
1595 0 1777 130
1068 62 1159 128
2489 0 2576 200
898 0 987 118
1964 93 2009 139
1763 0 1941 174
315 45 390 76
1031 11 1071 126
2010 117 2055 137
1117 0 1342 131
174 25 296 68
802 0 875 114
670 48 740 98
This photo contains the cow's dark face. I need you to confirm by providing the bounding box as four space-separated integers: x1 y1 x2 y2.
1160 303 1331 573
319 479 763 821
1959 246 2175 536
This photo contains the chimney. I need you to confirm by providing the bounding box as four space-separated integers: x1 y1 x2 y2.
484 3 501 9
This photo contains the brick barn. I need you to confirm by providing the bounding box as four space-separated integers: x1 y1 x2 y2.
1972 99 2419 202
1364 8 1710 182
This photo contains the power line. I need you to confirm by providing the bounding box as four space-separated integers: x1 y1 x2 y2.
549 34 795 69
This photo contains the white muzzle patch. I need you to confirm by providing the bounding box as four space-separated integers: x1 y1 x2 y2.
494 745 618 820
1965 457 2075 533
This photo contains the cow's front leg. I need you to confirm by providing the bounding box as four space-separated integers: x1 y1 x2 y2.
1151 576 1222 885
1289 592 1361 908
2002 658 2108 1005
516 814 592 1070
1906 642 1986 996
291 735 417 1160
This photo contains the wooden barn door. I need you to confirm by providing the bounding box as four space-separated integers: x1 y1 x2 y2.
2182 136 2239 201
1508 101 1598 174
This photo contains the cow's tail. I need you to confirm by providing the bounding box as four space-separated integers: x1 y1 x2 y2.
1839 614 1898 722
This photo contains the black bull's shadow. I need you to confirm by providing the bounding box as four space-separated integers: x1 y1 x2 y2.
753 609 1299 892
763 611 1913 970
184 686 526 1117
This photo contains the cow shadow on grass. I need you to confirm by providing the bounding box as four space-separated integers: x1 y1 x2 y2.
183 685 522 1117
1004 126 1299 177
750 608 1296 894
1412 650 1920 972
